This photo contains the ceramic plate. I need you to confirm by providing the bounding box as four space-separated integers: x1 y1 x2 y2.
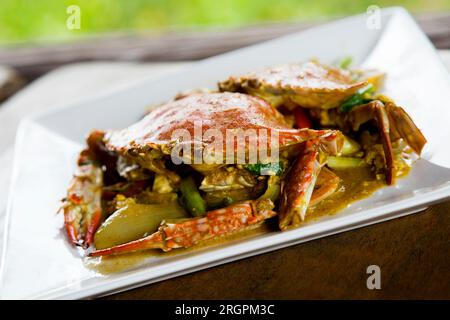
2 7 450 299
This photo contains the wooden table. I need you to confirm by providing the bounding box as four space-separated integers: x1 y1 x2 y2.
0 13 449 300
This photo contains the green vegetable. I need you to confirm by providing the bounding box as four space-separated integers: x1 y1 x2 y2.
327 156 368 169
340 84 374 112
339 56 353 69
205 189 254 209
259 176 281 202
135 191 178 204
94 202 188 249
341 135 361 156
245 162 283 176
204 195 234 209
180 176 207 217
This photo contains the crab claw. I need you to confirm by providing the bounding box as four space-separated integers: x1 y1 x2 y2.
347 100 395 184
90 199 276 257
279 128 344 153
385 102 427 156
62 151 103 248
347 100 426 185
310 167 341 207
278 129 344 230
279 139 325 230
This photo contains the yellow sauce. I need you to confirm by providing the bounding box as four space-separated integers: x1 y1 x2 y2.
305 167 385 221
85 224 271 274
85 166 387 274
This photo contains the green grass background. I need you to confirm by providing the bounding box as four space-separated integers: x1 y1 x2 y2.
1 0 449 44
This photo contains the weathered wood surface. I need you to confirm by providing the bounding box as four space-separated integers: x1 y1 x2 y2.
0 13 450 81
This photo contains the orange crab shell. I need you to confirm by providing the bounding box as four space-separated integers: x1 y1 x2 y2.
218 61 368 109
104 92 325 157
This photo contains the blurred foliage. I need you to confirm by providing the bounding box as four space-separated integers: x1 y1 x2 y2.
0 0 449 44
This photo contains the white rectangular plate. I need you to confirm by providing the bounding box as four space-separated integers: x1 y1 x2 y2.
2 7 450 299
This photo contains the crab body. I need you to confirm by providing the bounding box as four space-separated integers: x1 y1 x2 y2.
104 92 339 165
219 61 367 109
219 61 426 185
63 60 427 255
63 92 344 249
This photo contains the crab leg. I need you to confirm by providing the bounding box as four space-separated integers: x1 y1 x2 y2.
278 139 325 230
385 102 427 155
310 167 341 207
278 128 344 230
347 100 395 184
62 151 103 247
89 199 276 256
347 100 426 185
61 131 107 247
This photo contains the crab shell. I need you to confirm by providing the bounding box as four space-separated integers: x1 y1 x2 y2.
104 92 338 163
218 61 367 109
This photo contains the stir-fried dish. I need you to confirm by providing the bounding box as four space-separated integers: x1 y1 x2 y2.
61 60 426 259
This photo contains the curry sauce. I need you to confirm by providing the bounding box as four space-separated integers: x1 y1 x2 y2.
305 167 385 221
86 166 385 274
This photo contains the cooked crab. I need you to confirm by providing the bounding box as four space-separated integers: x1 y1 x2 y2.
218 60 426 184
219 61 368 109
62 59 428 259
62 92 345 252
